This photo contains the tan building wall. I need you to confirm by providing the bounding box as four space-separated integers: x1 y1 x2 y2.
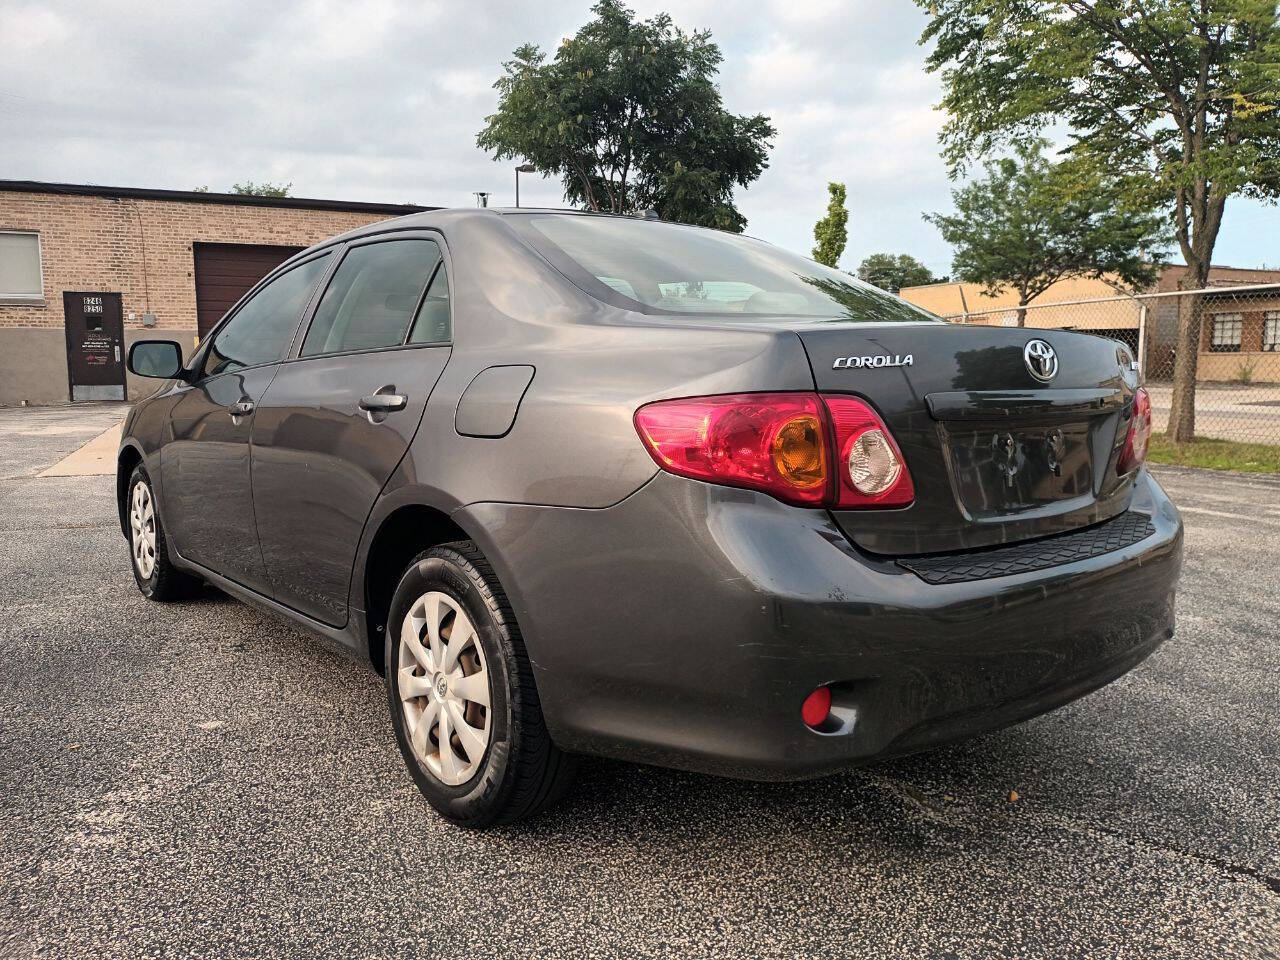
0 184 423 405
899 275 1140 331
1196 293 1280 382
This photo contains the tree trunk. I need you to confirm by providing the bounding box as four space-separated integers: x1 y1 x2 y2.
1015 297 1028 328
1166 260 1209 443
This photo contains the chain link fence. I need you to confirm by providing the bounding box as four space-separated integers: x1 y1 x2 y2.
938 283 1280 446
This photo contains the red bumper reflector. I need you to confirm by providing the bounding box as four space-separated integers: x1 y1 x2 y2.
801 686 832 727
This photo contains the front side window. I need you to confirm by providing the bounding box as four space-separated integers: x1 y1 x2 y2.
202 254 329 378
511 214 939 324
301 239 442 356
1264 312 1279 352
0 232 43 300
1210 313 1242 353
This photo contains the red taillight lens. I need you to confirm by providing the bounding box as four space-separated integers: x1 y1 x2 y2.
634 393 829 506
823 396 915 508
1117 387 1152 475
633 392 913 509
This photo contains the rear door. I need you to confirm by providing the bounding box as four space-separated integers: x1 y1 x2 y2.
797 324 1139 555
250 233 453 625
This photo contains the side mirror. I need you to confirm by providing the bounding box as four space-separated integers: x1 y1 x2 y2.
128 340 185 379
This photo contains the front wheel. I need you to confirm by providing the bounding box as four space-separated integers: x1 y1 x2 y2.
126 465 201 601
386 541 574 827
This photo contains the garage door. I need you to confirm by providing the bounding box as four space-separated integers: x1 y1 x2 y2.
193 243 305 337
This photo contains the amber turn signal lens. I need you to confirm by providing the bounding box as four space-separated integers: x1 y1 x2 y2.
771 415 827 490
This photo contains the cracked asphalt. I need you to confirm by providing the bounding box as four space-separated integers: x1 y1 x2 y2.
1 404 1277 959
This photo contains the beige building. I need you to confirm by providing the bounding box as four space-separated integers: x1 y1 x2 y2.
900 266 1280 382
0 180 428 405
900 274 1139 332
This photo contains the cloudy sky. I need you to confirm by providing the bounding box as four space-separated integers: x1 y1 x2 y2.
4 0 1277 274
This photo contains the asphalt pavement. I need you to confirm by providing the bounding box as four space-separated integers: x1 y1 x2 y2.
0 404 1277 959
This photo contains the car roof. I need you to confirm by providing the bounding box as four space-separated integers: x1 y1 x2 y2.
318 206 657 248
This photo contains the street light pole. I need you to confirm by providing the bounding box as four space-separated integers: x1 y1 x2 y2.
514 164 535 208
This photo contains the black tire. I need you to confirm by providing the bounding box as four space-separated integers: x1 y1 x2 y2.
385 541 575 827
126 464 202 602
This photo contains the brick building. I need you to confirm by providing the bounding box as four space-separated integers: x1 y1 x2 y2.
1191 286 1280 382
0 180 429 405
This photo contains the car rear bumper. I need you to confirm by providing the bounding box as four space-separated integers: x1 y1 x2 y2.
458 467 1182 780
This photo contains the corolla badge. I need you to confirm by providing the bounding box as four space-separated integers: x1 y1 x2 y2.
833 354 913 370
1024 339 1058 382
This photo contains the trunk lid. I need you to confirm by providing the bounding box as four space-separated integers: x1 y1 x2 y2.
797 322 1140 555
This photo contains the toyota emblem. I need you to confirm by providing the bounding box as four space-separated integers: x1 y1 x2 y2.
1024 339 1058 382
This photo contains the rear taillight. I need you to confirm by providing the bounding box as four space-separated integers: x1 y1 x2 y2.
633 392 913 509
633 393 828 506
823 396 915 508
1117 387 1152 475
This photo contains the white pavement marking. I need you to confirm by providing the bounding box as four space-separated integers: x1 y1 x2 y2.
1177 505 1280 526
37 422 124 477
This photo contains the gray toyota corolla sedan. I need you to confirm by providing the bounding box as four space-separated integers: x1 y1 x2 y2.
118 208 1183 826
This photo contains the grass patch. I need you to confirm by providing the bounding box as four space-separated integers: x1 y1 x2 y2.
1147 435 1280 473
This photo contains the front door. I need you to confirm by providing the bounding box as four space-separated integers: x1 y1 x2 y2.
159 252 333 590
64 292 125 401
251 235 452 625
165 366 280 589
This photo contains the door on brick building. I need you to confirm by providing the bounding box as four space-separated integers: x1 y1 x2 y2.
193 243 304 339
63 291 126 401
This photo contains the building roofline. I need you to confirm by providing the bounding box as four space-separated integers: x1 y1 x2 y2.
893 279 964 291
0 179 435 215
1164 262 1280 274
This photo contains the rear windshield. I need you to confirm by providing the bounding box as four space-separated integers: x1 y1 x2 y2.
511 214 939 323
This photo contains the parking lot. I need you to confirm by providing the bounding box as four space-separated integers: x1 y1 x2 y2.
1 404 1277 959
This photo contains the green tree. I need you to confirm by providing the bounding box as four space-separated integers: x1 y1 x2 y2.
918 0 1280 438
230 181 291 198
925 141 1167 325
856 253 941 293
476 0 775 232
811 182 848 267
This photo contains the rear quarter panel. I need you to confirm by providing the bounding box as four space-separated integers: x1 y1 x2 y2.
391 215 817 510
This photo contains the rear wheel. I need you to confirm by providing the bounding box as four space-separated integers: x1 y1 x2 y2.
127 465 202 601
386 541 574 827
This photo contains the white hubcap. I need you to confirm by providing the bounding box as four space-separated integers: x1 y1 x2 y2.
398 591 492 786
129 481 157 579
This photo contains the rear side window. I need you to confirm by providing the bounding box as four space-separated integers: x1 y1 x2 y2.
202 254 330 378
511 214 940 324
301 239 442 356
407 263 450 344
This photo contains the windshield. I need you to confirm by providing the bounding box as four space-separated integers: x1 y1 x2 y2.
512 214 940 323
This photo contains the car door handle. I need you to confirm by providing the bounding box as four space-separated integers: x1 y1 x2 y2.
228 399 255 417
359 392 407 413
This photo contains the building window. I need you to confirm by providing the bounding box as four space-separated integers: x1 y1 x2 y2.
1209 313 1242 352
1265 312 1280 352
0 231 43 301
